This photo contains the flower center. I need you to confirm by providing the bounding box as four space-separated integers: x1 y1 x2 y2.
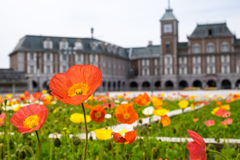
95 112 102 118
68 83 90 97
0 118 2 123
23 115 40 129
123 113 130 119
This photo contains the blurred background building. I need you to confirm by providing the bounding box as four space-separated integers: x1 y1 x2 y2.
8 7 240 93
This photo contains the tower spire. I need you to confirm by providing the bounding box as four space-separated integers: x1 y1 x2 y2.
168 0 170 9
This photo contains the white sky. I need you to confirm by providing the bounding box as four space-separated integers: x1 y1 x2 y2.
0 0 240 68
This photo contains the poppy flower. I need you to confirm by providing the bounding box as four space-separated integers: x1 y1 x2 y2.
90 105 106 123
49 65 102 105
134 93 150 106
94 128 112 140
32 92 43 101
153 108 169 117
187 130 207 160
152 97 163 109
222 111 231 118
205 120 215 126
69 113 91 123
178 100 189 109
113 129 136 144
219 104 230 110
221 118 233 125
192 118 199 122
84 103 93 110
0 113 6 126
115 104 138 124
10 104 48 133
142 106 155 116
214 108 227 117
158 115 171 127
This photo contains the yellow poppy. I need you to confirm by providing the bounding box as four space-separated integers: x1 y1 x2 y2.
152 97 163 109
211 107 220 115
69 113 91 123
42 90 48 94
220 104 230 110
153 108 169 116
178 100 189 109
190 104 194 110
94 129 112 140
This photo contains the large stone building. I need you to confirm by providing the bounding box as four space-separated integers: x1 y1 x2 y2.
9 7 240 92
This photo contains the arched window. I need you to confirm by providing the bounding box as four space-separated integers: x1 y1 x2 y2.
43 39 53 49
192 43 201 53
207 43 215 53
221 42 229 52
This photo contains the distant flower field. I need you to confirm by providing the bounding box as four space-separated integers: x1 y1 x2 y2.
0 64 240 160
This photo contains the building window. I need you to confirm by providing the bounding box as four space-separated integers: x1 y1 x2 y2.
194 67 201 74
46 65 51 74
207 56 215 63
77 54 81 61
155 59 160 65
207 43 215 53
221 42 229 52
43 40 53 49
179 57 186 64
62 66 67 72
155 68 160 75
166 43 171 52
207 66 215 74
30 66 34 74
142 59 149 66
59 41 68 50
62 54 67 61
30 53 34 60
46 53 51 61
74 41 83 50
192 44 201 53
237 55 240 62
208 29 212 36
222 55 229 63
193 56 200 63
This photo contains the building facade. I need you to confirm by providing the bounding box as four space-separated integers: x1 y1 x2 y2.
9 8 240 92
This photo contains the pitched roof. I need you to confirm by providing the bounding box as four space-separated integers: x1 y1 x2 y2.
160 9 178 21
189 23 233 38
11 35 129 59
128 45 161 59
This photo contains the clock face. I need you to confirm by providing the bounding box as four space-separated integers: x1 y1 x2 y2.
164 24 172 33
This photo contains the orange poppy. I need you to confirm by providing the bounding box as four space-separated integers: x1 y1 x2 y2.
84 103 93 110
113 130 137 144
49 65 102 105
10 104 48 133
90 105 106 123
32 92 42 101
115 104 138 124
134 93 150 106
158 116 171 127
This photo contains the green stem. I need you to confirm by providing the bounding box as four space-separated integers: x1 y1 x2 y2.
50 138 53 160
81 103 88 160
208 149 228 160
236 153 240 160
35 131 41 160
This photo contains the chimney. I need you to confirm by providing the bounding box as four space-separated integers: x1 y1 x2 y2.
148 41 153 46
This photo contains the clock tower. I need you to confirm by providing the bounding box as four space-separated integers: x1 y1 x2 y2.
160 7 179 89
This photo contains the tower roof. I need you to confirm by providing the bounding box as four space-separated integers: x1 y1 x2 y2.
160 9 178 21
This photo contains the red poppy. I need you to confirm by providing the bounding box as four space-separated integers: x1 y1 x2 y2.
214 108 227 117
90 105 106 123
10 104 48 133
134 93 150 106
113 130 136 144
32 92 43 101
49 65 102 105
115 104 138 124
187 130 207 160
205 120 215 126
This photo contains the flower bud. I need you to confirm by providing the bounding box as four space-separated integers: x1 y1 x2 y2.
138 119 143 124
0 143 5 159
107 141 112 151
19 150 26 159
89 135 93 141
151 147 158 159
142 152 146 160
54 138 61 147
73 137 81 146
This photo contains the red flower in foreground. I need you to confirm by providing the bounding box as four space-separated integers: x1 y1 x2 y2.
0 113 6 126
90 105 106 123
187 130 207 160
113 130 137 144
205 120 215 127
221 118 233 125
214 108 227 117
49 65 102 105
10 104 48 133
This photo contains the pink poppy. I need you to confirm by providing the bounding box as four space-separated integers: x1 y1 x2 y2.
222 111 231 118
102 102 115 109
187 130 207 160
205 120 215 126
214 108 227 117
221 118 233 125
0 113 6 126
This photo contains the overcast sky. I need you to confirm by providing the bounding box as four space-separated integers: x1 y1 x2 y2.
0 0 240 68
